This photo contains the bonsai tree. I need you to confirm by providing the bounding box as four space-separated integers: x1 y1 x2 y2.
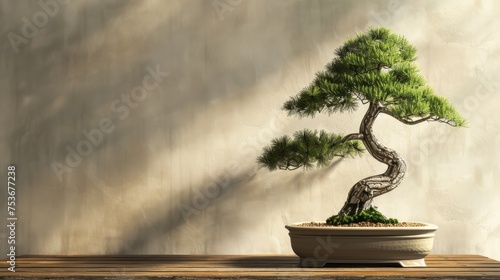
257 27 465 225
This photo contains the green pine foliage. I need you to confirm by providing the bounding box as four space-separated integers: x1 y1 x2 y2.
257 129 364 170
326 207 398 226
283 27 466 126
258 27 465 172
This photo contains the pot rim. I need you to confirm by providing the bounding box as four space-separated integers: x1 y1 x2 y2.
286 221 438 231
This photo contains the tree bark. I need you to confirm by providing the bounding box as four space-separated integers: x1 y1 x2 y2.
338 102 407 216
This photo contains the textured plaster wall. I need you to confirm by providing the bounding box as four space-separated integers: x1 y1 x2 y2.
1 0 499 260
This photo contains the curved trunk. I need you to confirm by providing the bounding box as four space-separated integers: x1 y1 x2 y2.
338 102 406 216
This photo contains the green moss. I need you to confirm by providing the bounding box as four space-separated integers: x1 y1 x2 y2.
326 207 398 226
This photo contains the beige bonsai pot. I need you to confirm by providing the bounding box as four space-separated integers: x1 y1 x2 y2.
285 222 438 268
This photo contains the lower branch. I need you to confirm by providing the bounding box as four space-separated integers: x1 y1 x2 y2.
341 133 364 143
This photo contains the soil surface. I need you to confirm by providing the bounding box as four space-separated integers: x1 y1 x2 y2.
299 221 427 227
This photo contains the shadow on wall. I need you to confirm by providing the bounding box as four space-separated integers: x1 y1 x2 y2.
2 0 390 254
116 168 256 254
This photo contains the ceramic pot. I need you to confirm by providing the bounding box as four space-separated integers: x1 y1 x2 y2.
285 222 438 267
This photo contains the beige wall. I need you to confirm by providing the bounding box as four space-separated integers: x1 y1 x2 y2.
1 0 499 260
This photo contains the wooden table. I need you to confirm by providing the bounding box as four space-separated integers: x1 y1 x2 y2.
1 254 500 279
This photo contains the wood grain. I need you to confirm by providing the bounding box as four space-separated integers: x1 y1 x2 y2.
1 254 499 279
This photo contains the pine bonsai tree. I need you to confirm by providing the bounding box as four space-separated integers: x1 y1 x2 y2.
257 27 465 225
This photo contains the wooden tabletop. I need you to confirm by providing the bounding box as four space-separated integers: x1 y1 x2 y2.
1 254 500 279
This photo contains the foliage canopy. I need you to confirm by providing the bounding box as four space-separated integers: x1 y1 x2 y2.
283 27 465 126
258 27 465 171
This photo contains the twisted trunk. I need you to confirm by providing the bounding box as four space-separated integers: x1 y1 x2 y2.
338 102 406 216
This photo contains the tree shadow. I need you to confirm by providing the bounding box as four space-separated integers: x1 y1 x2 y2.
1 0 389 254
